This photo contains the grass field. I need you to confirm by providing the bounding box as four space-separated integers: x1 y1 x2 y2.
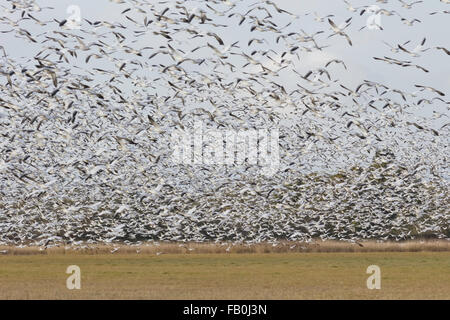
1 243 449 299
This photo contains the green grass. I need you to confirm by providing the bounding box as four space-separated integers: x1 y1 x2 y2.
1 252 449 299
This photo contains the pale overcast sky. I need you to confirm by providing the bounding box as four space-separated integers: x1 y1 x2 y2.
1 0 448 174
2 0 449 88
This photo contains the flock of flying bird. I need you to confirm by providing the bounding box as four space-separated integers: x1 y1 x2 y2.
0 0 448 248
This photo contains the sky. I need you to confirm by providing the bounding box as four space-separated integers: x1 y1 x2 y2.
0 0 448 174
2 0 449 89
